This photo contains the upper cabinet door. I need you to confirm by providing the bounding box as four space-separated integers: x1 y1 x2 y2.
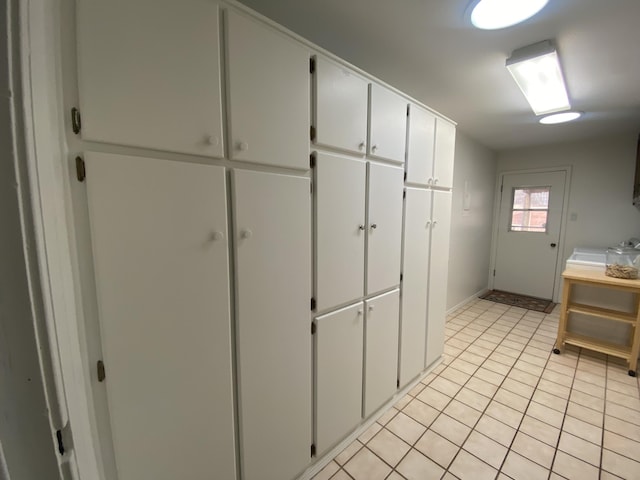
315 153 366 311
76 0 224 157
226 11 309 170
232 169 311 480
406 104 436 186
313 57 369 155
433 119 456 188
368 83 407 164
367 163 404 295
85 153 236 480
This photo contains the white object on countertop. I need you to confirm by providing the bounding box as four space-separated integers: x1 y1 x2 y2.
565 247 606 272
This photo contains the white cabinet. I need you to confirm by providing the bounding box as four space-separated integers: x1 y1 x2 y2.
315 303 364 455
226 10 309 170
84 153 236 480
426 190 452 367
399 188 432 387
364 290 400 417
406 104 436 186
315 154 366 311
232 169 311 480
368 83 408 164
367 163 405 295
313 57 369 155
76 0 224 157
432 119 456 188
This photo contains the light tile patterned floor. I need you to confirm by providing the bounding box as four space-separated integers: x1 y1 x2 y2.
312 298 640 480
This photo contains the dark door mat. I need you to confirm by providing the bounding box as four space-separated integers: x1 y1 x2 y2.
480 290 556 313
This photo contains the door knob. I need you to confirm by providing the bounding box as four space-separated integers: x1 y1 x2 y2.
550 243 557 248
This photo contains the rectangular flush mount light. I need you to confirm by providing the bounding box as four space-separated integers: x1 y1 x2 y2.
506 40 570 115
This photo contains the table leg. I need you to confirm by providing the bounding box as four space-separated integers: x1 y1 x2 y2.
554 278 571 354
628 297 640 376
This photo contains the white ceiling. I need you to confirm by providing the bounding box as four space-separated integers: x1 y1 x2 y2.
237 0 640 151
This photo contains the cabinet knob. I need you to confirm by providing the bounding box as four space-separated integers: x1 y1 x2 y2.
371 145 378 153
240 229 252 239
205 135 220 147
358 224 365 231
368 305 374 311
237 141 249 152
370 223 377 229
210 231 224 241
434 177 439 184
357 310 363 316
427 178 433 185
432 220 438 227
358 142 366 151
426 221 431 228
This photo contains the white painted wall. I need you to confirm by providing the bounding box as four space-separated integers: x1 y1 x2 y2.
446 131 497 310
497 133 640 284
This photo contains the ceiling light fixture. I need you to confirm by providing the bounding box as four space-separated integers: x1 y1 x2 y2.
539 111 582 124
506 40 571 115
469 0 549 30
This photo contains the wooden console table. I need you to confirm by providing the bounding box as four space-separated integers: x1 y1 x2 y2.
554 269 640 376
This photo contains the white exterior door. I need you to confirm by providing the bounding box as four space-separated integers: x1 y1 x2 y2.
426 190 452 367
399 188 431 387
368 83 407 163
76 0 224 157
85 153 236 480
366 163 404 295
494 170 567 299
315 154 366 311
232 169 311 480
364 290 400 417
433 119 456 188
226 10 309 170
314 57 369 155
315 302 364 455
406 104 435 186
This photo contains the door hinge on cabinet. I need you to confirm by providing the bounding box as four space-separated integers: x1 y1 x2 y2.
55 429 65 455
403 190 406 199
310 57 316 74
311 443 316 457
406 105 410 116
71 107 81 134
310 125 316 142
400 273 403 282
311 322 316 335
97 360 106 382
396 379 400 388
76 156 86 182
404 171 407 181
310 152 316 168
500 184 503 193
311 297 316 311
493 269 496 277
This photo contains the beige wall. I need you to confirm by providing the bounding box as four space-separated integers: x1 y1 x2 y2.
446 131 497 310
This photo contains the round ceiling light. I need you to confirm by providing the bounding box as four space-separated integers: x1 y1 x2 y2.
539 111 582 124
469 0 549 30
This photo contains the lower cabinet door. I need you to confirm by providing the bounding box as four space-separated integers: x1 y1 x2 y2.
315 302 364 454
232 169 312 480
364 289 400 417
85 152 236 480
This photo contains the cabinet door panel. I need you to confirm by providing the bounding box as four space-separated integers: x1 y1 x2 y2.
399 188 431 387
367 163 404 295
85 153 235 480
315 154 366 311
77 0 224 157
364 290 400 417
226 10 309 170
406 105 435 186
232 170 311 480
368 83 407 163
433 119 456 188
426 190 452 367
314 57 369 155
315 303 364 454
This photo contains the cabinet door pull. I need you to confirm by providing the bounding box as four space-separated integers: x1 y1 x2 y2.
370 223 377 229
358 224 365 231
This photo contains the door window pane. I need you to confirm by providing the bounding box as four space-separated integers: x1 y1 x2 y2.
509 186 550 232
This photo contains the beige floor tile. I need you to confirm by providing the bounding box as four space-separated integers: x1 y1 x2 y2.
606 378 640 397
558 431 601 466
566 401 603 427
605 414 640 442
494 388 530 413
429 377 463 398
377 407 399 425
444 399 482 428
537 378 571 399
442 472 460 480
395 449 445 480
474 414 517 447
607 390 640 412
454 387 491 412
330 470 352 480
494 345 521 359
385 472 405 480
484 359 513 375
311 460 339 480
450 358 480 376
546 361 576 377
335 440 364 465
606 401 640 427
358 422 382 444
440 366 471 386
430 414 471 446
523 345 550 359
467 344 493 358
394 394 412 410
532 389 568 413
520 352 547 367
599 471 624 480
602 449 640 480
386 412 427 445
416 386 451 411
449 450 497 480
519 415 560 447
366 429 411 467
501 378 535 399
511 431 556 468
447 337 471 350
476 338 499 350
514 359 544 376
414 429 459 469
526 401 564 429
552 450 599 480
458 350 486 366
562 415 602 446
501 451 549 480
603 430 640 459
343 448 392 480
507 368 539 387
408 383 425 397
572 379 605 400
540 368 573 387
475 367 505 386
402 398 439 428
485 401 524 429
462 430 507 469
574 370 606 387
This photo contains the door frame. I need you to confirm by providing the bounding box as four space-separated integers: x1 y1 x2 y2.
489 166 572 303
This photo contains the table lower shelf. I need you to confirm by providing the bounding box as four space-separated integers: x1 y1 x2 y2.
561 332 632 359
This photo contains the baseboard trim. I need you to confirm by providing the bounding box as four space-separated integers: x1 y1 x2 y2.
446 287 489 315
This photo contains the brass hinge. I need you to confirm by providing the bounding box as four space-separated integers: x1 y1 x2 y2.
71 107 81 134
